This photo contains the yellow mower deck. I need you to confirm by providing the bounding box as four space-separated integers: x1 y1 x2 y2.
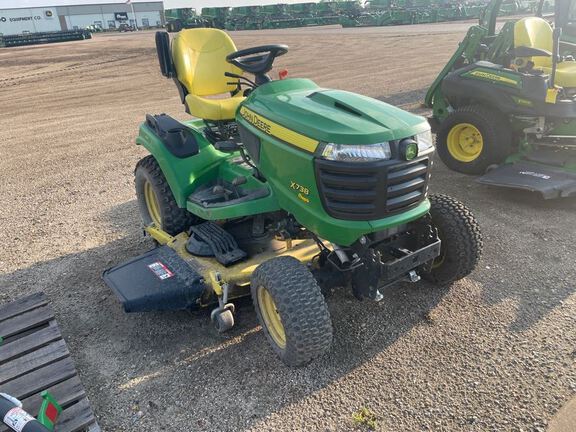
103 224 321 313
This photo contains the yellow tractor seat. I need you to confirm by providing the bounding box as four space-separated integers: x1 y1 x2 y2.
171 28 245 121
550 62 576 88
514 17 576 88
185 94 245 121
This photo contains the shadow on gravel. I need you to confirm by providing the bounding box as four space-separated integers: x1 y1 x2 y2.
2 186 574 430
430 164 576 333
480 187 576 211
471 187 576 332
0 201 453 431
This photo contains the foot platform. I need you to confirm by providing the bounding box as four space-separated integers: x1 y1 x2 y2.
187 222 247 266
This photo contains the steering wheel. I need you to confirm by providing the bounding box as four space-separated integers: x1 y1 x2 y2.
226 45 288 75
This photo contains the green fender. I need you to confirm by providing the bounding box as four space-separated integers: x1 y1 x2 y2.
135 119 282 219
135 119 225 208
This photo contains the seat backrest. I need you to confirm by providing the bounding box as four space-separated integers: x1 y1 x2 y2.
514 17 553 67
171 28 242 97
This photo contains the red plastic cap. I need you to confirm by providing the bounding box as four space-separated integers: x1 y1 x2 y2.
278 69 289 80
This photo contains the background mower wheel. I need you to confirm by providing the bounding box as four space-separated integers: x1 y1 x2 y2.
436 105 512 175
422 194 483 285
135 155 199 235
251 256 333 367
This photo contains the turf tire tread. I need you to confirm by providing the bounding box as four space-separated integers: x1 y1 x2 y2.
251 256 333 367
135 155 197 235
422 194 483 284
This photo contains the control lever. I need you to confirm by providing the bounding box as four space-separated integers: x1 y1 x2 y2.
224 72 257 87
212 185 225 194
224 71 242 79
232 176 247 186
212 184 231 202
231 176 247 199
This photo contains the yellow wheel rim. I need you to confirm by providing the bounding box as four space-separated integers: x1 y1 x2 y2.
447 123 484 162
257 286 286 349
144 180 162 227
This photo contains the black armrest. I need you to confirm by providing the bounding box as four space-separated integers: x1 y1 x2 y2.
145 114 199 159
510 46 552 58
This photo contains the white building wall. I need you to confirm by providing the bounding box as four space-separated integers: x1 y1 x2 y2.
65 13 107 29
66 12 161 30
135 11 162 27
0 3 162 34
65 11 161 29
0 8 62 35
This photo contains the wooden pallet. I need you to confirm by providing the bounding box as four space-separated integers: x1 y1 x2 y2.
0 293 100 432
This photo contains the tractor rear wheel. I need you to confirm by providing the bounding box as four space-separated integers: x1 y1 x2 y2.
251 256 333 367
422 194 483 285
436 105 512 175
134 155 198 236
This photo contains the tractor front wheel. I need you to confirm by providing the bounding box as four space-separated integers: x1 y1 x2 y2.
135 155 198 236
422 194 483 285
251 256 333 367
436 105 512 175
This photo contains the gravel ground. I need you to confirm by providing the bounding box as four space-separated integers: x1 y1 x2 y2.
0 23 575 431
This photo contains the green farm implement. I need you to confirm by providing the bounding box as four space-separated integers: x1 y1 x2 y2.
197 0 513 31
0 30 91 48
165 8 211 32
426 0 576 198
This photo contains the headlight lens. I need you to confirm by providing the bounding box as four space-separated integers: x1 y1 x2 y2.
321 142 392 162
416 129 434 152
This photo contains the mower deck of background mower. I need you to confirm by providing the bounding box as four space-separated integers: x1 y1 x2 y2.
476 148 576 198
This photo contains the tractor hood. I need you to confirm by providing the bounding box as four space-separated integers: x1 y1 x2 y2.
240 78 430 145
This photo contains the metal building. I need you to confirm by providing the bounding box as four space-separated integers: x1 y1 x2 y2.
0 0 164 35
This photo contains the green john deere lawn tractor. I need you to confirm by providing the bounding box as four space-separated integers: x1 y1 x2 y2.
426 0 576 199
104 28 482 366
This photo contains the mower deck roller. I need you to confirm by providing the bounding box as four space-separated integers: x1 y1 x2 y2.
105 28 483 366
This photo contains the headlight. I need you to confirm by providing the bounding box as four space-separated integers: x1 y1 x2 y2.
321 142 392 162
416 129 434 152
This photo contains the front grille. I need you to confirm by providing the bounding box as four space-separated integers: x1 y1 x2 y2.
315 156 431 221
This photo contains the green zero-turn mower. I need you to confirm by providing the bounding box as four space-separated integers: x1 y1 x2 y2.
104 28 483 366
425 0 576 199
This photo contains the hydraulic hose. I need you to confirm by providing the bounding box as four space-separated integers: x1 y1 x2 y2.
0 394 50 432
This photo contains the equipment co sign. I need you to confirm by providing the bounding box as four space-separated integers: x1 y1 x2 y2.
4 15 41 22
0 8 60 35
